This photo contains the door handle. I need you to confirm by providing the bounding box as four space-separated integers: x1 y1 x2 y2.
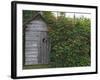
42 38 47 43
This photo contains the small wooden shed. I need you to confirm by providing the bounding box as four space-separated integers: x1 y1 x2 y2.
23 13 50 65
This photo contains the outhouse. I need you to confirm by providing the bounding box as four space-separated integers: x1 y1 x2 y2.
23 13 50 65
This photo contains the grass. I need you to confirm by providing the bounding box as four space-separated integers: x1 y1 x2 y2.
23 64 51 69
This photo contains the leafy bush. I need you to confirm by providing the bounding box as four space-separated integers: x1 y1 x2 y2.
43 13 91 67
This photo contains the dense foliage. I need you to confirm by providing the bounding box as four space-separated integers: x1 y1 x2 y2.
23 11 91 68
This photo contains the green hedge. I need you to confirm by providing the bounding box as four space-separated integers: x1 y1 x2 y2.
42 12 91 67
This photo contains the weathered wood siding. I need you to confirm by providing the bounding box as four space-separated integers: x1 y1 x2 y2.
24 19 49 65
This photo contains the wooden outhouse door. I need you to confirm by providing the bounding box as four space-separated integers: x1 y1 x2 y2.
39 32 49 64
24 19 49 65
